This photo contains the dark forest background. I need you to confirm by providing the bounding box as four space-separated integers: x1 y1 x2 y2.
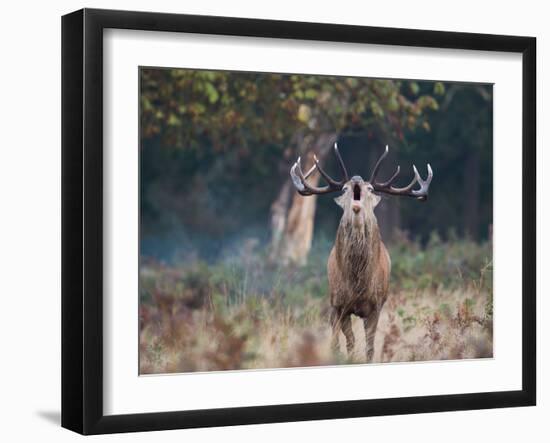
139 68 492 264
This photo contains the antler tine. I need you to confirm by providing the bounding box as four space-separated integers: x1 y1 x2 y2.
303 161 317 180
370 145 402 188
290 159 309 195
370 146 433 201
376 165 401 188
334 143 350 182
289 142 350 196
313 154 345 187
411 164 433 201
387 167 419 193
369 145 389 183
290 157 333 196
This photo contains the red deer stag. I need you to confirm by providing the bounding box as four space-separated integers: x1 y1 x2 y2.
290 144 433 362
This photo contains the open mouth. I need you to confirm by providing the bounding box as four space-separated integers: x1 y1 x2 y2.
353 184 361 201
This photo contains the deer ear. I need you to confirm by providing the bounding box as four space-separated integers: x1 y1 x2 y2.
334 194 345 209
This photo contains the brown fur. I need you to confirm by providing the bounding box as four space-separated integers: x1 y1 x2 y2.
328 178 390 362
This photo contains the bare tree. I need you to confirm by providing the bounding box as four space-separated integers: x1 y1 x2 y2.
269 132 337 265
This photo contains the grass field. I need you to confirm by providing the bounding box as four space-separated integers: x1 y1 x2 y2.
139 233 493 374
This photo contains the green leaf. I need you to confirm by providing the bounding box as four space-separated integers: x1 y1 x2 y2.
387 95 399 112
304 89 318 100
370 101 384 118
297 104 311 123
204 82 219 104
434 82 446 95
167 114 181 126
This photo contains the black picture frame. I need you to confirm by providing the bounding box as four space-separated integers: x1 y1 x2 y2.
61 8 536 435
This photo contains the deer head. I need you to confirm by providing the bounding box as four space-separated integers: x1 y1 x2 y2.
290 143 433 221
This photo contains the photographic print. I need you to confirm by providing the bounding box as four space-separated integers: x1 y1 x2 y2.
62 10 535 433
138 68 493 374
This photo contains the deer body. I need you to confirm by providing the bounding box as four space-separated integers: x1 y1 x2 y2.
290 144 432 363
328 177 391 361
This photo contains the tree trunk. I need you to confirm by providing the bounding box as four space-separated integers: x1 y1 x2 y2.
269 132 337 266
268 179 292 262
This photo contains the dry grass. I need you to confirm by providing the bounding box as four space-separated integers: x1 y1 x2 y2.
139 236 493 374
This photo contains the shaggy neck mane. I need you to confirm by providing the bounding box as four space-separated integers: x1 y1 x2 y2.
335 209 381 287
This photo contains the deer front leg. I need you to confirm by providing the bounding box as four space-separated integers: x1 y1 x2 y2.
330 308 355 356
363 309 380 363
340 313 355 356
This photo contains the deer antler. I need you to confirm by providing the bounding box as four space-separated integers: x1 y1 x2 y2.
290 143 350 196
370 145 433 201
